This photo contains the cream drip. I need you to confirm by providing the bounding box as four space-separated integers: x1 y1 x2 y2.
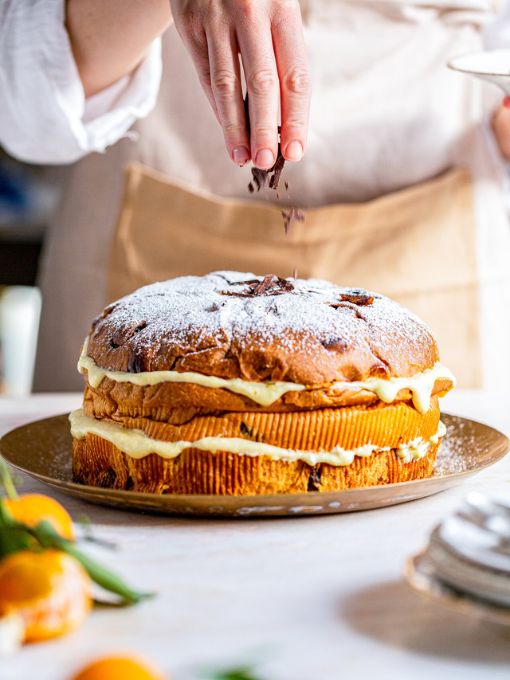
78 340 304 407
396 420 446 463
344 366 456 414
78 339 455 413
69 409 445 467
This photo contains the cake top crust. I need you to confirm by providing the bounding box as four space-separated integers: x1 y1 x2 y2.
86 271 439 385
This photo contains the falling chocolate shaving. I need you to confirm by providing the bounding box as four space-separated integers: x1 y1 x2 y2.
244 93 283 191
282 207 305 235
292 267 298 279
250 166 269 192
244 93 305 235
248 148 285 194
245 94 287 193
221 274 295 297
331 290 375 307
268 153 286 191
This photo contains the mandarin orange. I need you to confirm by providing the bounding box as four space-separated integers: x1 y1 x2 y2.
0 550 91 642
4 494 75 540
71 655 166 680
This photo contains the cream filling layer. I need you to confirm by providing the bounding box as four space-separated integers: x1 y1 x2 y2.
69 409 446 467
78 339 455 413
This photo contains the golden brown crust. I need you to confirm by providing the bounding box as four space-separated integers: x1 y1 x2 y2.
72 400 441 495
83 376 452 418
86 271 440 387
72 435 440 495
82 399 440 452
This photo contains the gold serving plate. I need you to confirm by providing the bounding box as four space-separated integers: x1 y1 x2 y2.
0 413 508 517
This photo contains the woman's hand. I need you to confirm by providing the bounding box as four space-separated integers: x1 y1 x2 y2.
170 0 311 169
492 98 510 161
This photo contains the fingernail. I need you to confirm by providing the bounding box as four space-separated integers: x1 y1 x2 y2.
255 148 275 169
285 140 303 162
504 96 510 109
233 146 250 166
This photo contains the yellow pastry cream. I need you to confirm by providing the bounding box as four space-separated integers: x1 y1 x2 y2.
78 339 455 414
69 409 446 467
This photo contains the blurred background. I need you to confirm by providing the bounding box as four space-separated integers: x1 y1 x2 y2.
0 154 60 395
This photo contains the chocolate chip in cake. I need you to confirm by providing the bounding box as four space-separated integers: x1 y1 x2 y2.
99 468 117 488
307 466 322 492
240 421 255 438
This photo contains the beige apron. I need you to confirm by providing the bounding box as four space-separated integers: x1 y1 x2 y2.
34 0 510 391
109 163 479 386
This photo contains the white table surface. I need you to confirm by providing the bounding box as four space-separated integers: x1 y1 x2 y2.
0 390 509 680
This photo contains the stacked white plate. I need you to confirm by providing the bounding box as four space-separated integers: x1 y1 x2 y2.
412 493 510 611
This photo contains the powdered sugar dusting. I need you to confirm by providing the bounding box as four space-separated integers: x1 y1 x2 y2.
87 271 439 383
433 419 479 476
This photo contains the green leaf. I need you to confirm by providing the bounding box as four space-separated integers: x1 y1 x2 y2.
0 459 18 500
207 665 263 680
30 521 153 605
0 524 32 558
0 498 152 606
0 500 31 558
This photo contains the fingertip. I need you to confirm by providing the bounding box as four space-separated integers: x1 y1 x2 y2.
283 140 303 162
503 96 510 109
254 148 276 169
232 146 251 166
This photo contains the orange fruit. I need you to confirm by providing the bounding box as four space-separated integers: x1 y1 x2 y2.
0 550 91 642
71 656 166 680
4 494 75 540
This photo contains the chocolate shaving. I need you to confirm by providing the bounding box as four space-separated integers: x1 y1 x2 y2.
244 94 305 235
248 145 285 193
331 290 375 307
221 274 295 297
269 153 286 190
245 94 286 193
281 207 305 235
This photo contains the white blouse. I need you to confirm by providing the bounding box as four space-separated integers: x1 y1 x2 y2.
0 0 162 164
0 0 506 167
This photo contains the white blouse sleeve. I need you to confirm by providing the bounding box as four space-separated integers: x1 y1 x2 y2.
0 0 162 165
483 0 510 47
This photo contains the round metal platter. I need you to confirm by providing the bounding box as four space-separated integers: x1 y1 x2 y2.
0 413 508 517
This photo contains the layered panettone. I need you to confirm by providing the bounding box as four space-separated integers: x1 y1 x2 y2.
70 272 455 495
